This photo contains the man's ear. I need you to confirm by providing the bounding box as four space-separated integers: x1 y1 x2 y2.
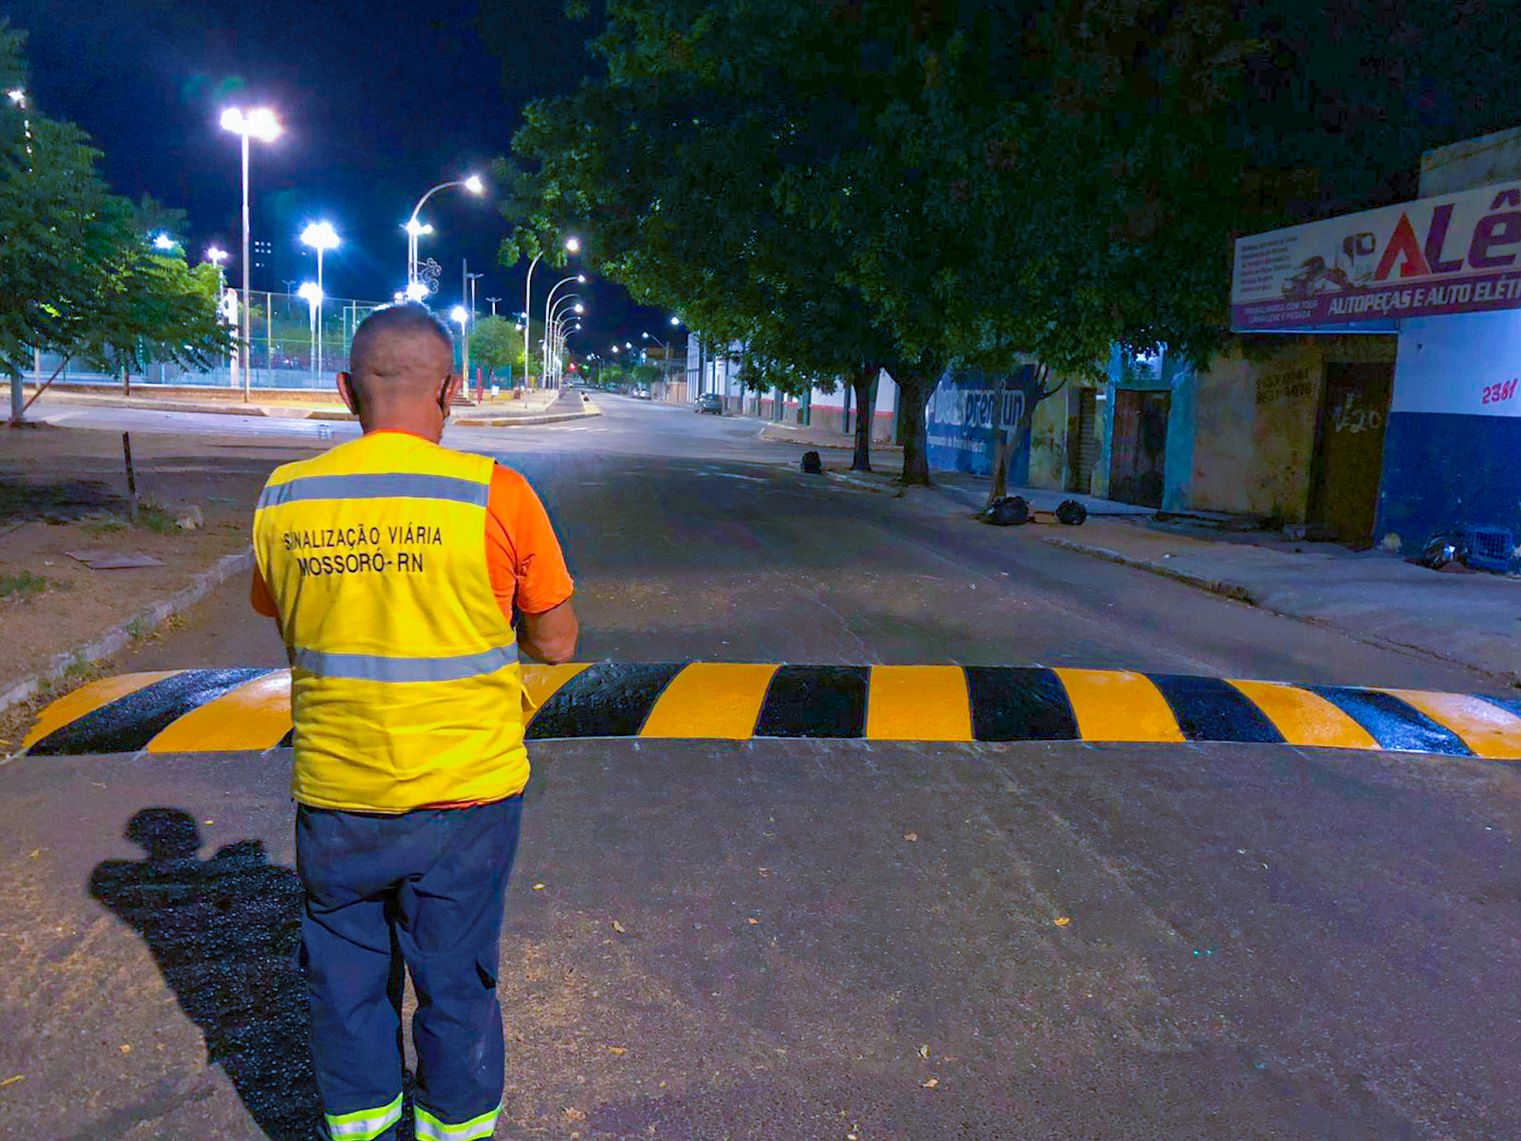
442 372 464 407
336 372 360 413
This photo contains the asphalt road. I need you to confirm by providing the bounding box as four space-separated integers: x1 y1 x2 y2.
4 393 1520 1139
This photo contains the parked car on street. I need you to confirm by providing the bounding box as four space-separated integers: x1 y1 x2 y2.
632 386 651 400
695 393 724 415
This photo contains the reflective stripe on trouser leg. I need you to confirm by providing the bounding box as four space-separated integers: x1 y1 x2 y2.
325 1093 403 1140
415 1103 503 1141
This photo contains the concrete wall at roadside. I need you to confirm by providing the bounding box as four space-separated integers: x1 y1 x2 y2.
1189 344 1324 521
1378 311 1521 556
1371 128 1521 559
806 370 897 441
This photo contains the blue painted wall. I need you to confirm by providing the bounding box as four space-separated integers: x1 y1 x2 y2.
1376 311 1521 560
926 367 1039 478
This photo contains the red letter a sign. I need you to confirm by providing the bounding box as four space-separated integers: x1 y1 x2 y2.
1374 214 1432 280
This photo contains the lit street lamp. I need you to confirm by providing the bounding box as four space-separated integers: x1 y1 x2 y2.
297 282 324 381
404 281 429 303
299 222 340 378
405 174 485 288
152 233 177 252
523 236 580 389
221 106 281 400
450 305 471 390
543 273 585 388
547 295 583 387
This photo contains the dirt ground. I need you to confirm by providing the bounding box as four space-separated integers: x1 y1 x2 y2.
0 424 318 749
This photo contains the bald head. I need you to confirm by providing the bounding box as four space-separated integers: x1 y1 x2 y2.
339 304 460 439
349 303 455 388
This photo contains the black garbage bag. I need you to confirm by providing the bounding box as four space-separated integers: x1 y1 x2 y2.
1055 499 1088 526
801 450 823 474
986 495 1030 526
1418 533 1465 570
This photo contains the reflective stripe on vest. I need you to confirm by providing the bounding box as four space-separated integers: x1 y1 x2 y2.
292 643 518 683
326 1093 403 1140
257 472 490 510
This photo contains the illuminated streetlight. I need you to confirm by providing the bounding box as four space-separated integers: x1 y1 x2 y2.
404 281 429 304
523 236 580 389
670 315 682 326
205 246 228 267
541 270 585 391
451 305 471 388
297 282 323 380
405 175 486 288
152 233 176 252
300 222 340 377
6 88 24 107
221 105 282 400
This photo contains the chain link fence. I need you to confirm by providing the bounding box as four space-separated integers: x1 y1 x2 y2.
37 291 388 391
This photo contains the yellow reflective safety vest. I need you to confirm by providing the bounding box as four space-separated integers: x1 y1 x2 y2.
253 431 527 813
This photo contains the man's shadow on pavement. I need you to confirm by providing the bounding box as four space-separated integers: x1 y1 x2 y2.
90 809 321 1141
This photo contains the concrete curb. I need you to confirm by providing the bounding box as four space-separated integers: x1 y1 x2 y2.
36 390 587 425
825 470 906 498
0 546 256 722
1043 536 1259 605
454 405 601 428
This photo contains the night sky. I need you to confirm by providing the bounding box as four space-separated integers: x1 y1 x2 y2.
7 0 670 353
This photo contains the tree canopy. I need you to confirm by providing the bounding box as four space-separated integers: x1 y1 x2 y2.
471 315 525 378
502 0 1258 482
0 21 227 415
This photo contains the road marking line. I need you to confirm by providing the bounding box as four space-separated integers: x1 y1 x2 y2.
642 663 778 739
146 670 293 754
1376 689 1521 760
1053 668 1186 743
21 671 181 750
867 665 971 742
1226 680 1381 750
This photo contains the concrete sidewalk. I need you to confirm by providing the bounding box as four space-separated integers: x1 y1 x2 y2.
27 386 582 423
1046 517 1521 684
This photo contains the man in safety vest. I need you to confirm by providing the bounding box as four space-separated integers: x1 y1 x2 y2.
251 303 578 1141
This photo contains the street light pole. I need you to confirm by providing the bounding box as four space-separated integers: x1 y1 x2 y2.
547 296 583 388
406 175 485 287
299 222 339 379
543 274 584 391
239 131 251 398
523 235 580 390
221 106 280 401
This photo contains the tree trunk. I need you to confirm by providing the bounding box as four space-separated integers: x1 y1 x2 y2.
849 366 876 472
895 371 938 486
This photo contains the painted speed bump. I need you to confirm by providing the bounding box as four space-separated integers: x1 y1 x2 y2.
17 663 1521 761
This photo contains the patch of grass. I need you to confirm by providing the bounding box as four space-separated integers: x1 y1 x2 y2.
134 503 181 534
0 571 58 601
82 516 127 535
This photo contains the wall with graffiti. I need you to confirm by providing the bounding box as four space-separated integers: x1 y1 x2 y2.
925 367 1039 477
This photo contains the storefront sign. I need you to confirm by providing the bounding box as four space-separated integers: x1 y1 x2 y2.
1232 181 1521 331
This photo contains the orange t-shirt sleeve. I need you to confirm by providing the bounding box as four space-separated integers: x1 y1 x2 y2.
485 465 574 617
250 567 279 617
